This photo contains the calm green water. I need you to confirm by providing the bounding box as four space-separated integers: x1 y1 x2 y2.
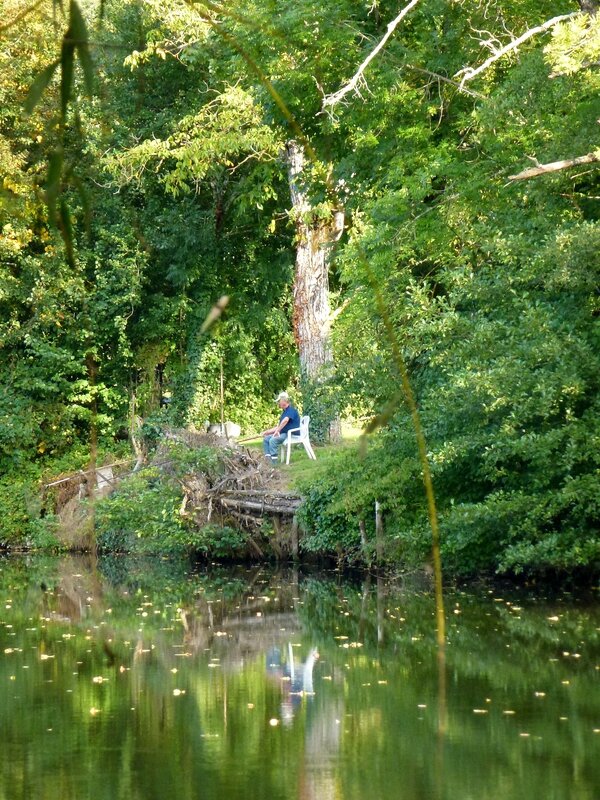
0 555 598 800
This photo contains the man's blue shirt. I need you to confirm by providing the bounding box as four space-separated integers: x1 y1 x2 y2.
279 404 300 435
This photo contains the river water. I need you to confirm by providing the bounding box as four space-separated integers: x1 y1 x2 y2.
0 554 598 800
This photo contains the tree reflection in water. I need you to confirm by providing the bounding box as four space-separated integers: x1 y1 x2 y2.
0 555 598 800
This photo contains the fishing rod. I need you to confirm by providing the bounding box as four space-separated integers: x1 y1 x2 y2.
237 433 264 444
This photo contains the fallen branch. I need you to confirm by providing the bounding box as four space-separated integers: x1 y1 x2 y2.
508 150 600 181
456 13 577 87
43 459 135 488
323 0 421 108
219 497 302 515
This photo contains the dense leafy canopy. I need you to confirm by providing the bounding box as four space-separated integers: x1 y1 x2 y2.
1 0 598 575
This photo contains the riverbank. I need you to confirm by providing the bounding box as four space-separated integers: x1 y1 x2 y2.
2 426 598 583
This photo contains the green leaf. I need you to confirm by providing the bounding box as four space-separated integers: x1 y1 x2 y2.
24 60 60 114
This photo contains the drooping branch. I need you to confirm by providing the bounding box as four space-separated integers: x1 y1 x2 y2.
456 13 578 87
322 0 421 108
508 150 600 181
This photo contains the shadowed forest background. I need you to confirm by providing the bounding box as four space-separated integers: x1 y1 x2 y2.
0 0 599 576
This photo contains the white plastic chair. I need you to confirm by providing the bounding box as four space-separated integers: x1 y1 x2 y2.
280 415 317 464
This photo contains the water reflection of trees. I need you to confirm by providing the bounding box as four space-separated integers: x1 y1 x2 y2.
0 557 598 800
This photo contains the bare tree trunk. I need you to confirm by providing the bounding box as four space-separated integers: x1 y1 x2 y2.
285 140 344 442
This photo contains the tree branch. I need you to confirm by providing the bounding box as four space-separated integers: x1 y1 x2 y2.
456 13 578 87
405 65 486 99
508 150 600 181
322 0 421 109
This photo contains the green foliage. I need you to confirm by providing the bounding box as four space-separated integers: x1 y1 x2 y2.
3 0 600 578
297 482 361 561
0 471 40 548
193 524 249 558
95 467 191 554
299 372 339 444
545 13 600 76
95 441 227 555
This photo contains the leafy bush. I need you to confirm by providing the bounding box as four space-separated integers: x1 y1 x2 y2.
95 467 192 554
193 524 249 558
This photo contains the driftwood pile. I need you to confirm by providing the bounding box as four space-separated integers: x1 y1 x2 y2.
41 429 304 557
169 432 303 557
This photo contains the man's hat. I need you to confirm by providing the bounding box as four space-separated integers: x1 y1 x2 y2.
275 391 289 402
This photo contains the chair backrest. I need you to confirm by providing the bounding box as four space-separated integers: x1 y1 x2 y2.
299 415 310 438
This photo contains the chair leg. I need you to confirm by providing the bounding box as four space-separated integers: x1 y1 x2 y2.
286 441 291 465
303 441 316 460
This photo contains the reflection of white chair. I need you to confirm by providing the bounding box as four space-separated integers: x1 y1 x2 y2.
280 415 317 464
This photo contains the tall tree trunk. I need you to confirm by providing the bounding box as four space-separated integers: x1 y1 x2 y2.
285 140 344 442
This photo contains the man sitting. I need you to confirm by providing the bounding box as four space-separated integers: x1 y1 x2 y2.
262 392 301 464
